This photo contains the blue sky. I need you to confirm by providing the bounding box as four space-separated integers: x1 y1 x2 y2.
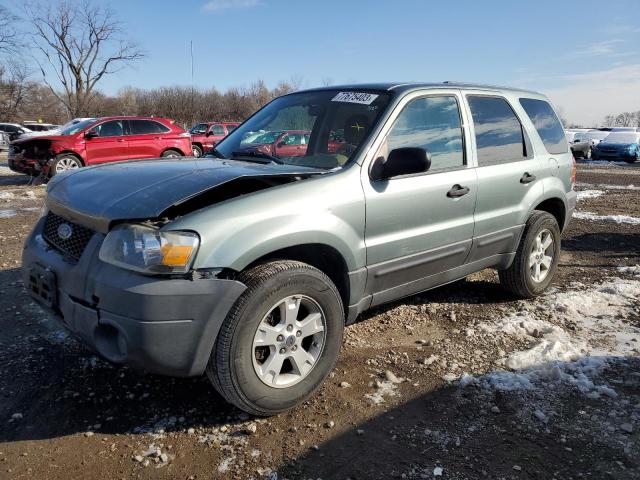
5 0 640 124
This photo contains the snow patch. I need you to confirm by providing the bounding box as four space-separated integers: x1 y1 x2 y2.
576 189 604 200
617 265 640 277
0 209 17 218
573 211 640 225
364 380 398 405
466 278 640 396
576 182 640 191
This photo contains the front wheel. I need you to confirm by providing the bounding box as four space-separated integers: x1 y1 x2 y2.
50 154 83 176
207 261 344 416
192 145 203 157
499 211 561 298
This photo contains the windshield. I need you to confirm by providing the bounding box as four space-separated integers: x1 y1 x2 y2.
603 133 639 144
60 118 98 136
212 89 392 169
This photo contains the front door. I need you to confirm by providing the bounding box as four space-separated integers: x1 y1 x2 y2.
362 92 477 306
275 133 308 157
84 120 128 164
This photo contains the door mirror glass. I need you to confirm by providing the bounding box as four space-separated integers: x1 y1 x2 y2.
370 147 431 181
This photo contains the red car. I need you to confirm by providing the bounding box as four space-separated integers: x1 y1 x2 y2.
239 130 346 158
189 122 240 157
8 116 192 177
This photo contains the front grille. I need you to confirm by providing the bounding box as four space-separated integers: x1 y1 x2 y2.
42 212 94 260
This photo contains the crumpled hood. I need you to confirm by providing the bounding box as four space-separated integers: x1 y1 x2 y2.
46 158 323 232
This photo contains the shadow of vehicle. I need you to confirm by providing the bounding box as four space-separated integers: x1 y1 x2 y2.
563 232 640 255
0 268 240 444
280 355 640 479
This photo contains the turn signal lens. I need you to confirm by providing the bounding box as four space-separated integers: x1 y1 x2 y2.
570 157 577 188
161 244 195 267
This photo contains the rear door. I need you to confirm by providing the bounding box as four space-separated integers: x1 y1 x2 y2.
463 94 546 263
127 119 171 158
84 120 128 164
362 91 477 305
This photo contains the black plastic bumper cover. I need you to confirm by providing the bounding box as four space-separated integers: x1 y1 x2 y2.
22 217 246 377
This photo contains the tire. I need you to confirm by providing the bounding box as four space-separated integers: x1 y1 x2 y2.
207 260 344 416
584 147 591 159
192 144 203 157
161 149 181 158
50 154 83 176
499 211 561 299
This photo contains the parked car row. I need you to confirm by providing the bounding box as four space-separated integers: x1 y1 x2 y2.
8 116 192 177
566 127 640 163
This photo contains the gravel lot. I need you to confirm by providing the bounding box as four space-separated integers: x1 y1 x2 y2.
0 153 639 480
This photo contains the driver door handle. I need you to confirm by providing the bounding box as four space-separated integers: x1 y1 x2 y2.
520 172 536 184
447 184 470 198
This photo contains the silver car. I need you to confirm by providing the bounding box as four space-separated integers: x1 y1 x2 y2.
22 82 576 415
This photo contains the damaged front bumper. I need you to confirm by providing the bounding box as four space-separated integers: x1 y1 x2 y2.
22 216 246 377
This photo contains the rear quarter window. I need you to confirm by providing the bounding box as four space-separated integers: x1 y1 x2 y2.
519 98 568 155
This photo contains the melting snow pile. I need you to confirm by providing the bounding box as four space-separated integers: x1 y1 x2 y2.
573 211 640 225
462 278 640 397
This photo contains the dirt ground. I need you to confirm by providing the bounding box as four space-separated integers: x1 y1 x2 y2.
0 153 639 480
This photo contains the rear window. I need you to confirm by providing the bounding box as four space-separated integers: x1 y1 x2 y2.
467 96 527 166
130 120 170 135
519 98 568 155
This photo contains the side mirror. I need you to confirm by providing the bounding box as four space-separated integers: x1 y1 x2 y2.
84 129 98 139
277 141 286 148
206 130 214 137
370 147 431 181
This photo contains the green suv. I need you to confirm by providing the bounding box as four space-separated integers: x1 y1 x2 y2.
22 83 577 415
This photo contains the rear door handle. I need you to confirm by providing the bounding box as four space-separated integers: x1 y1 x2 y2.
447 184 470 198
520 172 536 184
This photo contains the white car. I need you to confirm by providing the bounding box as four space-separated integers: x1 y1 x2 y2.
0 123 32 141
585 130 610 147
19 118 95 138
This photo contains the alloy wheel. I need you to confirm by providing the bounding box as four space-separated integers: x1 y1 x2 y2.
529 228 554 283
252 295 326 388
55 157 81 172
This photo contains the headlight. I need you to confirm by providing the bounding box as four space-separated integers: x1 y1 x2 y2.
629 145 637 153
99 224 199 274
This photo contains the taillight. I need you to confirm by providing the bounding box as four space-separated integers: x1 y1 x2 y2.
570 157 577 188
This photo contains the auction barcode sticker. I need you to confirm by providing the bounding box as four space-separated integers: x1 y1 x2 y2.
331 92 379 105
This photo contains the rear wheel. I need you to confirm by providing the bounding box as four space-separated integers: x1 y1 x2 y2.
50 154 83 176
192 144 203 157
499 211 561 298
207 261 344 416
161 149 181 158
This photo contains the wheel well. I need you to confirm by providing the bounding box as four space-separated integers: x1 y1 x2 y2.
56 151 84 165
162 148 184 156
246 244 350 314
534 198 565 229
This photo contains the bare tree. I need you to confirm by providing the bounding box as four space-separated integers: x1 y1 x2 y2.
0 5 20 56
25 0 144 117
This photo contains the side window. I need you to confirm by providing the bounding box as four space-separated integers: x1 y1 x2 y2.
467 96 526 166
190 123 208 134
130 120 169 135
519 98 568 154
226 125 237 133
211 125 225 136
385 95 465 172
95 120 124 137
284 134 304 145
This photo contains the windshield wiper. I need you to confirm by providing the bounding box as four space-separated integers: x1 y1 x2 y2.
231 150 285 165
